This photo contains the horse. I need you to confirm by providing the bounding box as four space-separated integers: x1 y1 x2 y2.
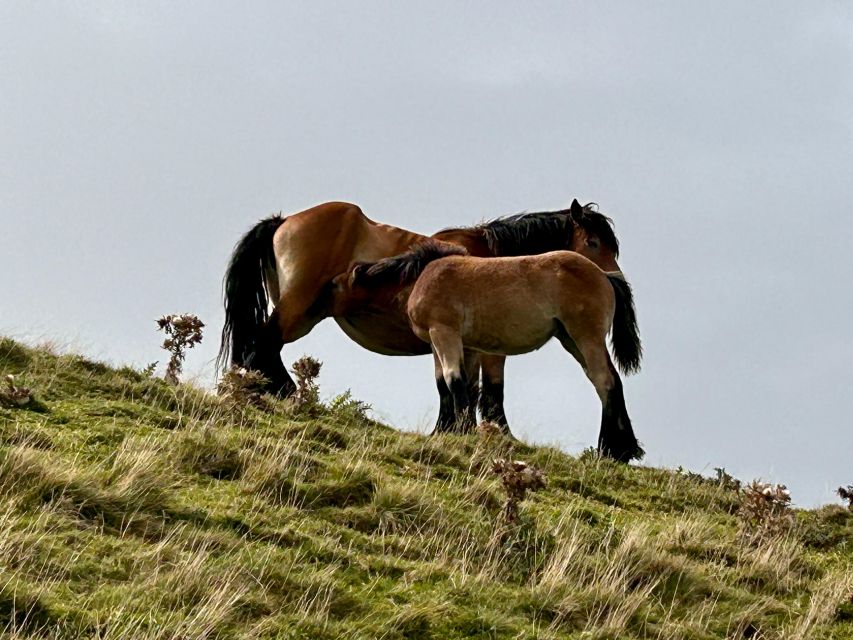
339 240 643 462
217 199 622 431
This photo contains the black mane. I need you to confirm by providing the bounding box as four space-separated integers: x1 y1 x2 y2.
352 240 468 288
443 203 619 257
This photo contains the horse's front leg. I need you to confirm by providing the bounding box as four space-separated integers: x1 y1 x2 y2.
433 352 457 433
429 328 475 434
479 354 511 433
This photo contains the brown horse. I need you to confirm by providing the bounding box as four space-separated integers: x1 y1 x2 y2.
341 241 643 461
217 199 622 430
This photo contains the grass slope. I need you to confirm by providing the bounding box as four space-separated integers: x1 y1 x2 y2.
0 337 851 639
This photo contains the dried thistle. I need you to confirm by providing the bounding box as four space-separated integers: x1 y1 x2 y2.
492 458 546 524
156 314 204 384
292 355 322 411
477 421 504 440
217 366 271 410
2 374 33 407
738 480 794 542
838 486 853 512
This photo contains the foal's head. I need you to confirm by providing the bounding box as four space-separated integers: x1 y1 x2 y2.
331 241 468 313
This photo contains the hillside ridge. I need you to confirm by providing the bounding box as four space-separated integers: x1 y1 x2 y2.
0 337 851 639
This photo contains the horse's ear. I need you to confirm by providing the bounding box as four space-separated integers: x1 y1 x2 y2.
569 198 584 219
349 262 368 287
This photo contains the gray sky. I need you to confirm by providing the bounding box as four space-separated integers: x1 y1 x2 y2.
1 2 851 506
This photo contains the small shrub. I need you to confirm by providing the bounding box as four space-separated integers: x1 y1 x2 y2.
156 314 204 384
492 458 546 524
739 480 794 542
292 355 322 412
217 366 272 410
1 374 33 408
477 421 504 439
328 390 371 424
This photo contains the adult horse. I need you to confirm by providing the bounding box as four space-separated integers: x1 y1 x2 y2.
217 199 622 430
340 241 642 461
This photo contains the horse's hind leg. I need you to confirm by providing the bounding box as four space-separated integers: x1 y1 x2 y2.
429 326 475 434
253 286 329 398
463 351 480 428
245 309 296 397
556 328 642 462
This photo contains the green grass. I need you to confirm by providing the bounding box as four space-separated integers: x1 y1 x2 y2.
0 336 851 639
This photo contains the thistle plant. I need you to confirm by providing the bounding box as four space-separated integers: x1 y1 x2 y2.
738 480 794 542
217 366 271 410
492 458 546 524
156 314 204 384
292 355 322 412
2 374 33 407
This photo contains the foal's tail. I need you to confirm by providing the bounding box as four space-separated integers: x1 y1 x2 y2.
351 239 467 288
606 274 642 375
217 214 285 372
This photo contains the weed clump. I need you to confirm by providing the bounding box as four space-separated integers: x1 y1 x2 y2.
217 366 271 410
492 458 546 524
327 390 371 425
1 374 33 407
156 314 204 384
292 356 322 413
739 480 794 542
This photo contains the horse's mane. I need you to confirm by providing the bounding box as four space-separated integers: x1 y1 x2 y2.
351 240 468 288
442 202 619 257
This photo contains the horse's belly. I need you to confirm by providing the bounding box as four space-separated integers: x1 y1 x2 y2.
334 314 431 356
462 315 555 356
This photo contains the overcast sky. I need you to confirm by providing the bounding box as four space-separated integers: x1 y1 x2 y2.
1 2 851 506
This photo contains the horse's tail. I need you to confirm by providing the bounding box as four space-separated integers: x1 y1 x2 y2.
217 214 285 372
606 273 642 376
351 239 467 288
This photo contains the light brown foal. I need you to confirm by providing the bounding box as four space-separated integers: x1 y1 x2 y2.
342 241 642 461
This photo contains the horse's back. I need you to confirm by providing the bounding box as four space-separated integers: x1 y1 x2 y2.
408 251 613 355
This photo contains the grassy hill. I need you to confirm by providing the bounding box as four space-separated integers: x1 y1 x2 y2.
0 337 851 639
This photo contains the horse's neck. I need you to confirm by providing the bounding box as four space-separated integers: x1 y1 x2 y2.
430 228 493 257
473 220 573 257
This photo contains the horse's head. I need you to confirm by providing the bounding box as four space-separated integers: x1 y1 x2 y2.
567 199 621 273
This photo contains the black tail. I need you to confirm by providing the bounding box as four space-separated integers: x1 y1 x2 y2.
351 240 467 288
217 215 285 372
606 274 642 376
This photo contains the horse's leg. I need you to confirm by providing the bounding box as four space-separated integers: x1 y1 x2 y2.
244 309 295 397
462 351 481 431
479 354 510 432
250 285 328 398
434 351 478 433
555 328 642 462
429 326 472 434
433 352 457 433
